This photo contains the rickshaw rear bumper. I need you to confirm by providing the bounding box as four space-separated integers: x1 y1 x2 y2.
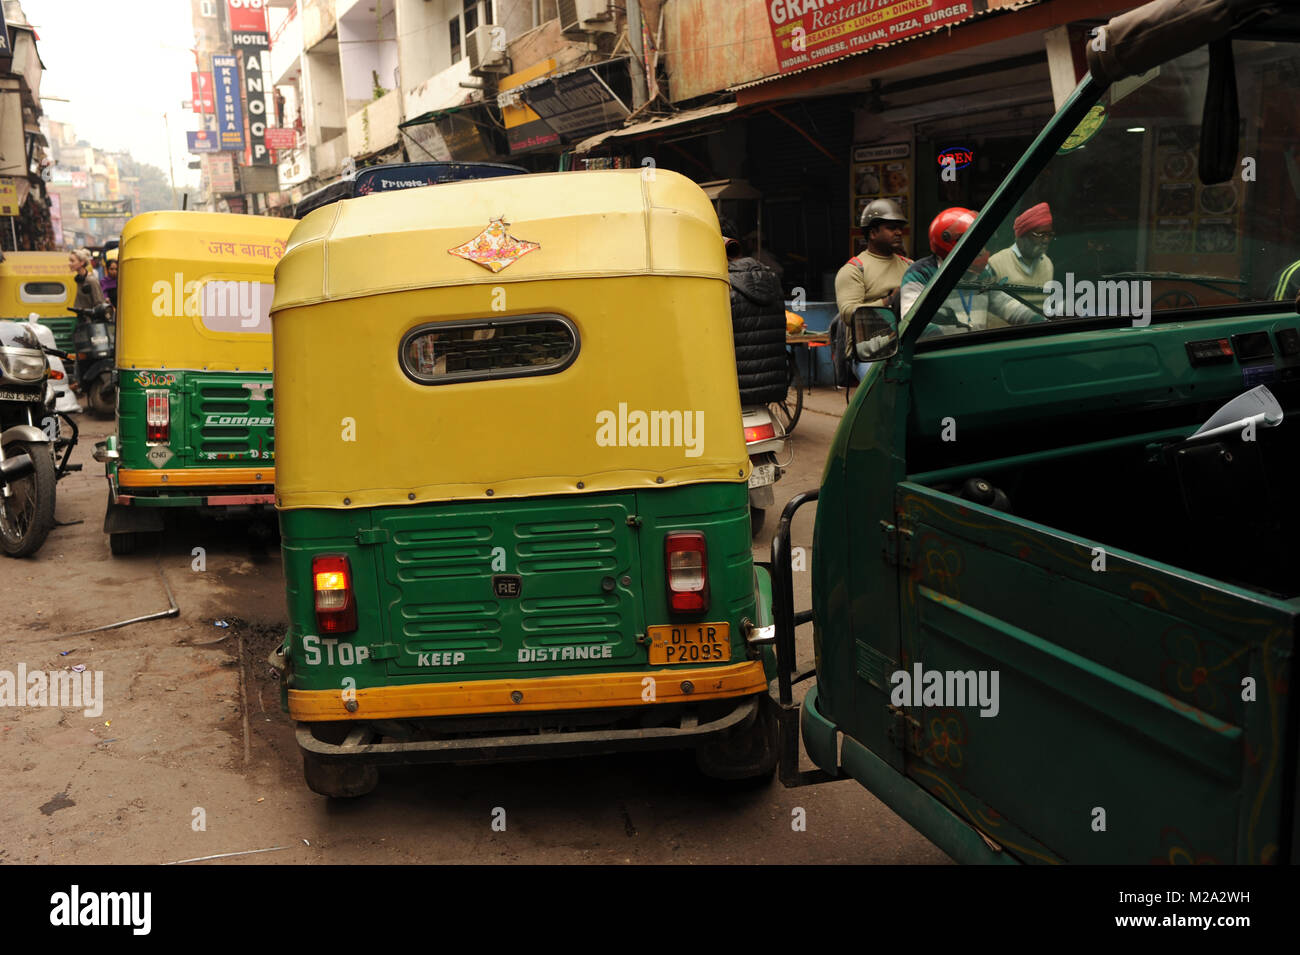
294 695 762 767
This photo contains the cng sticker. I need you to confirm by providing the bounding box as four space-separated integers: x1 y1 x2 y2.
146 446 174 468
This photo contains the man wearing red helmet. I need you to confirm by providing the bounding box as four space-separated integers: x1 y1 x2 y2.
899 207 1041 337
988 202 1055 308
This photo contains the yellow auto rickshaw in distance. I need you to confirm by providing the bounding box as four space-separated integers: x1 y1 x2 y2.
92 211 294 554
270 168 778 797
0 251 78 350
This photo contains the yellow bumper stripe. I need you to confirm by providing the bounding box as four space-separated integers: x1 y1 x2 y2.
118 466 274 487
289 660 768 721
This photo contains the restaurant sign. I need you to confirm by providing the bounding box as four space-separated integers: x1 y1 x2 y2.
765 0 977 74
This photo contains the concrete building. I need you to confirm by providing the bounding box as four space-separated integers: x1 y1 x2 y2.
0 0 54 249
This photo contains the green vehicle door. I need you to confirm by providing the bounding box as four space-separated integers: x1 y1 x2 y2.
809 31 1300 864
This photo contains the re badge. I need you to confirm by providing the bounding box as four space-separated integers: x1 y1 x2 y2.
493 574 522 598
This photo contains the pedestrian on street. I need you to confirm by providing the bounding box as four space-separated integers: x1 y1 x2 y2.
721 215 787 406
69 248 105 310
987 202 1055 308
834 198 911 325
102 252 119 310
900 207 1043 339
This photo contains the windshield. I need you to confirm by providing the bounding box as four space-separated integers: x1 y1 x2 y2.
914 38 1300 342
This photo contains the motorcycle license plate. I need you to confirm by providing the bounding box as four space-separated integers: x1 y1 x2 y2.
748 463 776 488
0 388 41 403
647 623 731 665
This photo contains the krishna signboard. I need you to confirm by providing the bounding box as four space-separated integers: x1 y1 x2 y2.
765 0 978 74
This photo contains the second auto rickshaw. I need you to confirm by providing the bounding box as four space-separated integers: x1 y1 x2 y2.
270 169 778 797
93 211 295 554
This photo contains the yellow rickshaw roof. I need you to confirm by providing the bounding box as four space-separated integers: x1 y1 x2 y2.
273 168 725 311
0 251 73 275
121 211 294 265
117 211 295 373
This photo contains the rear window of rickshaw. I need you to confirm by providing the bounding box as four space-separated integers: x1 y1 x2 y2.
916 38 1300 345
399 315 579 385
21 281 67 301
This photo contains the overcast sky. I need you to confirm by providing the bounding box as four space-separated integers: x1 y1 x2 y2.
23 0 202 190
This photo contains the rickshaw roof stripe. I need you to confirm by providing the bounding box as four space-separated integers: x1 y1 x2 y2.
270 168 729 311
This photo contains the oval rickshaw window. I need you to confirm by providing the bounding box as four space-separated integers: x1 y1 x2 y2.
21 281 68 302
399 315 579 385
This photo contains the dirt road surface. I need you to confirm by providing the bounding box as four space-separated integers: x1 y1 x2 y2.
0 392 951 865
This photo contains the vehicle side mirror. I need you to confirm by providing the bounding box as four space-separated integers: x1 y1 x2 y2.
852 305 899 362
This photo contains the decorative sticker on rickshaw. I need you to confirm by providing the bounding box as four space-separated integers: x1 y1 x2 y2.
146 446 174 468
134 372 176 387
448 217 541 273
204 239 288 259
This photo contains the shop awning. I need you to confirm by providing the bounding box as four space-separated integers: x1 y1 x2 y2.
399 98 498 163
500 56 635 154
573 101 739 154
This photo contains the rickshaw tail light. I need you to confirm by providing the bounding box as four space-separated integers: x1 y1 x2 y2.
312 555 357 634
145 389 170 443
744 423 776 444
665 532 709 613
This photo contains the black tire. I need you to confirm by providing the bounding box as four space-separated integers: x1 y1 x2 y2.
769 355 804 435
301 722 379 798
695 695 779 782
0 441 56 558
302 750 380 798
88 372 115 419
749 505 766 537
109 531 137 556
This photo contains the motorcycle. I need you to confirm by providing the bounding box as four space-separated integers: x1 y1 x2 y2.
744 403 788 535
69 302 115 418
0 320 80 557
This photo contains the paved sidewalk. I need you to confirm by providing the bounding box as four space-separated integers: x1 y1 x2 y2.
802 384 851 419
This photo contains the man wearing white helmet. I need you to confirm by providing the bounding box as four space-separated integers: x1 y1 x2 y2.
834 198 911 325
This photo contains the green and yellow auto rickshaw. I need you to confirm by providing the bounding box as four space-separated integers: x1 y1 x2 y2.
771 0 1300 864
0 252 78 350
270 169 778 797
93 211 295 554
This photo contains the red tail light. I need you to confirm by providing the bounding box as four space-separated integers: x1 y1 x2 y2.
49 368 64 380
665 531 709 613
313 554 357 634
145 389 170 443
744 422 776 443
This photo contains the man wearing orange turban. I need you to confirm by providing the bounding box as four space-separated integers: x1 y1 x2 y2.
988 201 1055 308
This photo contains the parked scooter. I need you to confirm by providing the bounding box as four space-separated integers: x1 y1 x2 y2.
744 404 788 535
70 302 115 418
0 320 79 557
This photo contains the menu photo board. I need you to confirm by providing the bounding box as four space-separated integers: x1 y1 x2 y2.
851 142 913 256
1148 125 1244 280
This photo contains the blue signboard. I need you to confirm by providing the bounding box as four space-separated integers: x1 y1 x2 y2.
212 55 245 151
187 130 219 153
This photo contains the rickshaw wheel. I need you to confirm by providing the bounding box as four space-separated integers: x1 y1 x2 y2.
695 694 779 782
88 373 115 419
302 750 379 798
302 723 379 798
749 506 766 536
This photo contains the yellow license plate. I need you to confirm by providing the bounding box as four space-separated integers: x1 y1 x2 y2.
647 623 731 665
